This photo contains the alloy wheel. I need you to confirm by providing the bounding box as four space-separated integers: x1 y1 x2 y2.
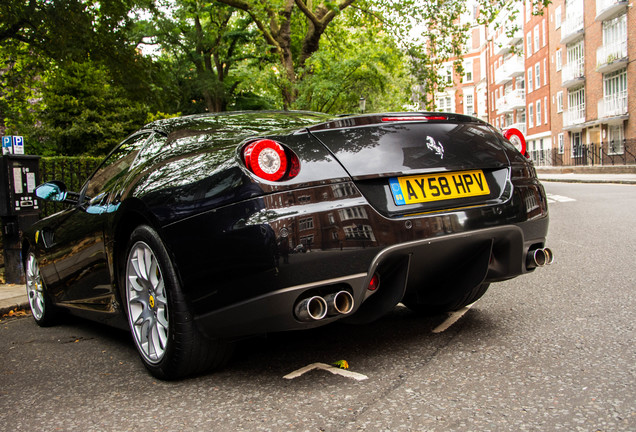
125 241 169 364
25 253 45 320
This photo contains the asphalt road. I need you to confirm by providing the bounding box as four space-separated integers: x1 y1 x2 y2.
1 182 634 431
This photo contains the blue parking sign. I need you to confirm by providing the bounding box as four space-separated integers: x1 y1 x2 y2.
2 136 12 154
12 136 24 154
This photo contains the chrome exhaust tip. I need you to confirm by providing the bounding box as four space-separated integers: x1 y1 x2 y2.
294 296 328 321
543 247 554 265
526 248 547 269
324 290 355 316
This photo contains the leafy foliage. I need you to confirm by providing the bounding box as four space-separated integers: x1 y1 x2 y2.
35 62 148 156
1 0 551 156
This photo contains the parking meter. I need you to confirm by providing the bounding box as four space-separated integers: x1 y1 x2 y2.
1 154 41 284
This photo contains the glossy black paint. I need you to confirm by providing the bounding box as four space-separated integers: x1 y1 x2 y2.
24 110 550 338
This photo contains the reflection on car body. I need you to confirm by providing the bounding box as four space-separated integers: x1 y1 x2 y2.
24 111 552 379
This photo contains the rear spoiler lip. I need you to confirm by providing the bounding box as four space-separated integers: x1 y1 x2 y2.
305 112 487 133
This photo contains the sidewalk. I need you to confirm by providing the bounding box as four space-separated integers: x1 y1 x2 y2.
536 166 636 184
0 283 28 315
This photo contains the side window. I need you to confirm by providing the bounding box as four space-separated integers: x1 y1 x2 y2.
83 133 151 202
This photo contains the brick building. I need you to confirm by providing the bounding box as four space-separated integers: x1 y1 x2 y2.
432 0 635 166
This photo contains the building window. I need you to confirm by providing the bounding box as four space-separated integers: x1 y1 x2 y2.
568 86 586 121
436 95 453 112
567 40 585 80
528 104 534 128
338 206 368 221
556 49 562 71
555 6 562 29
526 33 532 57
536 100 541 126
344 225 375 241
543 59 547 86
542 20 546 47
602 68 627 113
527 68 533 93
299 217 314 230
535 63 541 90
603 14 627 54
608 124 624 155
556 91 563 112
558 133 564 154
533 25 540 53
464 59 473 82
332 184 356 197
571 132 583 158
466 94 474 115
516 75 525 90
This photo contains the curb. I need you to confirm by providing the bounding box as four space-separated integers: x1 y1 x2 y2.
0 300 29 316
539 178 636 185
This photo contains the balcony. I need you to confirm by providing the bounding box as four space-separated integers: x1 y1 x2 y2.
509 122 527 135
560 13 584 44
494 56 525 85
595 0 628 21
507 89 526 110
596 40 628 73
496 95 510 114
494 27 524 56
598 92 628 118
564 105 586 127
562 58 585 87
496 89 526 114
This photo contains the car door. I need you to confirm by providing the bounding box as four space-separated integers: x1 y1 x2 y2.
46 133 151 310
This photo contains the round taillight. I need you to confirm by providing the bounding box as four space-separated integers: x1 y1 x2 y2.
243 139 292 181
503 128 528 158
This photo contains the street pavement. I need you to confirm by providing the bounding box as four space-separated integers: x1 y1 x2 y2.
1 167 634 316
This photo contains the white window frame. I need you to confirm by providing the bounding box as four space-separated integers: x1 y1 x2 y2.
465 93 475 116
536 100 542 126
527 68 533 93
526 33 532 58
464 59 473 82
533 25 540 53
555 6 562 29
535 63 541 90
608 124 624 155
556 49 562 71
528 104 534 128
544 96 548 124
558 133 564 154
557 91 563 112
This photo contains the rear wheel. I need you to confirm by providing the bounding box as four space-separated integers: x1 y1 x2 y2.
123 225 231 379
25 252 59 326
403 283 490 316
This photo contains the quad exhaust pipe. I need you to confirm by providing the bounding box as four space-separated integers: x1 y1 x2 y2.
526 247 554 269
294 291 355 322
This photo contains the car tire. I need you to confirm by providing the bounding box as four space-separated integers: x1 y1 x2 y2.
403 283 490 315
122 225 231 380
25 251 59 327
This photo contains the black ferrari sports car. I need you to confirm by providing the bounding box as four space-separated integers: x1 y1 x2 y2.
24 111 552 379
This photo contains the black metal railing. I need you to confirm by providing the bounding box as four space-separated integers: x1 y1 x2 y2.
530 139 636 167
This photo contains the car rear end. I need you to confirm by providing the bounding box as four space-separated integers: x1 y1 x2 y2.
157 112 549 338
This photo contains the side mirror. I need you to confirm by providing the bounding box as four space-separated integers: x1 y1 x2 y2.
35 181 78 204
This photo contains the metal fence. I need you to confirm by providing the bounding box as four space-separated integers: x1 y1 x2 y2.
529 139 636 167
38 157 101 217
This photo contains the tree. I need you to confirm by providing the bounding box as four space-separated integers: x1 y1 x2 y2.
140 0 261 113
35 62 148 156
214 0 357 108
295 27 412 113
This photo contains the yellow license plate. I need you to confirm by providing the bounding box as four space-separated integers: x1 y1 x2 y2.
389 170 490 205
